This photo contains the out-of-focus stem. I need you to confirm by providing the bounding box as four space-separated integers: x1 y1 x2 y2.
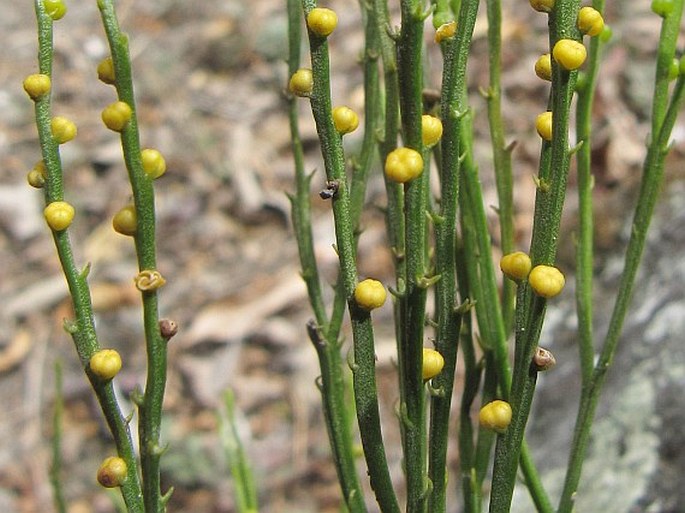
484 0 516 333
428 2 480 511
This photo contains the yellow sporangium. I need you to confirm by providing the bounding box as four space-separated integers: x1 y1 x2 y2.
435 21 457 43
23 74 51 101
534 54 552 81
89 349 122 380
332 106 359 135
44 201 75 231
529 0 555 12
97 57 116 85
141 148 167 179
422 115 443 147
384 147 424 183
552 39 587 71
43 0 67 20
112 205 137 236
529 264 565 298
422 348 445 380
101 101 132 132
306 7 338 38
27 161 48 189
97 457 128 488
354 279 387 311
51 116 77 144
535 111 553 141
479 400 512 433
27 169 45 189
577 7 605 37
289 68 313 97
500 251 532 281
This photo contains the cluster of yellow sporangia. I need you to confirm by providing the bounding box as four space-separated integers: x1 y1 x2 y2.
500 251 566 299
288 6 446 185
531 4 606 140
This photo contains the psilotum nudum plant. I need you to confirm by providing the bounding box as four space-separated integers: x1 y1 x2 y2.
285 1 685 512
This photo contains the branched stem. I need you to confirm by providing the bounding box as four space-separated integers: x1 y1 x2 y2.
301 2 399 511
489 2 582 511
96 2 168 510
287 2 365 510
31 2 144 511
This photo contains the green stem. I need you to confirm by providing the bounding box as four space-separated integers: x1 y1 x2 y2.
50 362 67 513
287 0 328 330
574 0 605 388
559 8 685 509
328 0 385 349
308 323 367 512
220 390 259 513
428 3 480 511
650 2 683 137
484 0 516 334
371 0 405 366
302 2 399 511
32 3 144 511
459 113 510 396
96 3 167 511
455 243 482 513
397 2 428 510
287 4 364 507
349 0 381 228
489 2 583 509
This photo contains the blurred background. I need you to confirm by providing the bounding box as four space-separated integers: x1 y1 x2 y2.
1 1 683 512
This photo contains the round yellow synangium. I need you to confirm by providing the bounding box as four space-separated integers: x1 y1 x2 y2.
23 73 52 100
307 7 338 38
535 54 552 81
354 279 387 311
141 149 167 179
422 348 445 380
97 457 128 488
101 101 132 132
289 68 313 97
577 6 604 37
552 39 587 71
112 205 137 236
479 400 512 433
44 201 75 231
536 111 553 141
89 349 122 380
384 147 424 183
422 115 443 147
51 116 77 144
529 264 565 298
332 106 359 135
500 251 532 281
